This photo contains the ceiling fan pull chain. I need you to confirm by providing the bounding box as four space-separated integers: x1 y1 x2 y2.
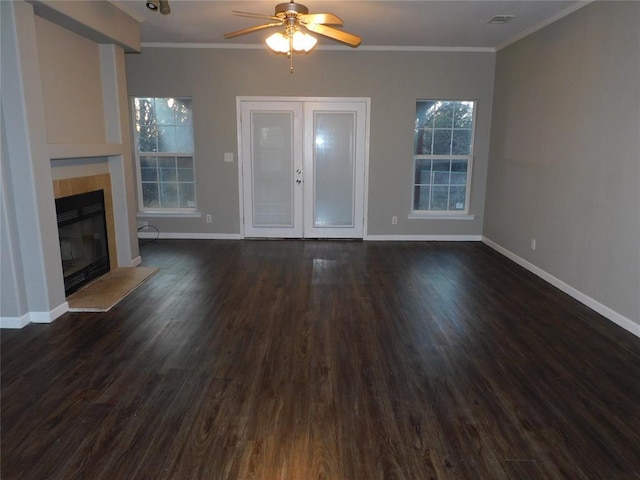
289 36 294 73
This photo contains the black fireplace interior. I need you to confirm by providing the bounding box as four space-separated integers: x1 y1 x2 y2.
55 190 110 296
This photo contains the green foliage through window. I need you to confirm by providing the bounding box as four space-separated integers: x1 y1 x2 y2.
413 100 475 213
132 97 196 211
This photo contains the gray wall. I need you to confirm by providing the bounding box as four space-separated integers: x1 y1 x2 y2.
485 2 640 326
1 114 28 320
35 15 107 145
125 48 495 237
1 0 65 323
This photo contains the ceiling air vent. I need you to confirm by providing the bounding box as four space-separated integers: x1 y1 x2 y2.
488 15 515 24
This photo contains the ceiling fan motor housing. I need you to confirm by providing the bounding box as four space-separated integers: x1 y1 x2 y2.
275 2 309 17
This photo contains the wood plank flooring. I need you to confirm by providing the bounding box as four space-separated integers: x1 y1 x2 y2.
2 240 640 479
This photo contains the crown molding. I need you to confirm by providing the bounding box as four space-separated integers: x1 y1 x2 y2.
140 42 495 53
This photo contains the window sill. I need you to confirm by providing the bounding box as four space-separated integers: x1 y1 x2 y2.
137 211 202 218
408 213 476 220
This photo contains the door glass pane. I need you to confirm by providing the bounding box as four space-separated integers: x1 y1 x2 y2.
313 112 355 227
251 112 294 227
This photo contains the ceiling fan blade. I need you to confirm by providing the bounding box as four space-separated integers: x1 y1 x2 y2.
299 13 343 26
224 22 283 39
232 10 282 22
304 23 361 47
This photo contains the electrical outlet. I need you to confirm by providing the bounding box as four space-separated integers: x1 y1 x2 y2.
392 216 398 225
531 239 536 251
206 214 212 223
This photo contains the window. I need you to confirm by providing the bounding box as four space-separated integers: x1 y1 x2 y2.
412 100 475 214
131 97 196 212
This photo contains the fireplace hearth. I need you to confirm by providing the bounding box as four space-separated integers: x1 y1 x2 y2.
55 190 110 296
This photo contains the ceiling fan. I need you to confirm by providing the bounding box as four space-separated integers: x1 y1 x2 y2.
224 1 362 51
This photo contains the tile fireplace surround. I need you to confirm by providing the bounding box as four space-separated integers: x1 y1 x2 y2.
53 174 118 272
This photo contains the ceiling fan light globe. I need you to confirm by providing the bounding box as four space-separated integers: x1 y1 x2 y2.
292 31 317 52
266 32 290 53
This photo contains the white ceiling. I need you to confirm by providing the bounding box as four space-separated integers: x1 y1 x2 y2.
117 0 589 51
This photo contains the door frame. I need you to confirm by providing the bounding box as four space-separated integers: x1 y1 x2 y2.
236 96 371 239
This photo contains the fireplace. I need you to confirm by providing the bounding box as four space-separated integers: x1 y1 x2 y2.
55 190 110 296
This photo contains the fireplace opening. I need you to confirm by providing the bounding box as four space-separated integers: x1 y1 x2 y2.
55 190 110 296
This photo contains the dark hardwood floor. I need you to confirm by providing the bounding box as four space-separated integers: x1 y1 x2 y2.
2 240 639 479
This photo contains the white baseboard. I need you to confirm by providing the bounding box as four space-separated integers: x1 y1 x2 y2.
30 302 69 324
138 232 243 240
130 256 142 266
2 301 69 329
138 232 480 242
364 234 482 241
482 236 640 339
0 313 31 329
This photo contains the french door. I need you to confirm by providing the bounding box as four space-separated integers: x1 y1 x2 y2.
239 98 368 238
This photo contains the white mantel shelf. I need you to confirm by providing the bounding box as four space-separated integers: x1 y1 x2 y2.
48 143 125 160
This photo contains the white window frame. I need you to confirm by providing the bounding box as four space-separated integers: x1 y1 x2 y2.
130 97 197 215
411 100 477 218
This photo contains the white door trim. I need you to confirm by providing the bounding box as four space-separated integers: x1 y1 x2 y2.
240 101 304 238
303 101 367 238
236 96 370 239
